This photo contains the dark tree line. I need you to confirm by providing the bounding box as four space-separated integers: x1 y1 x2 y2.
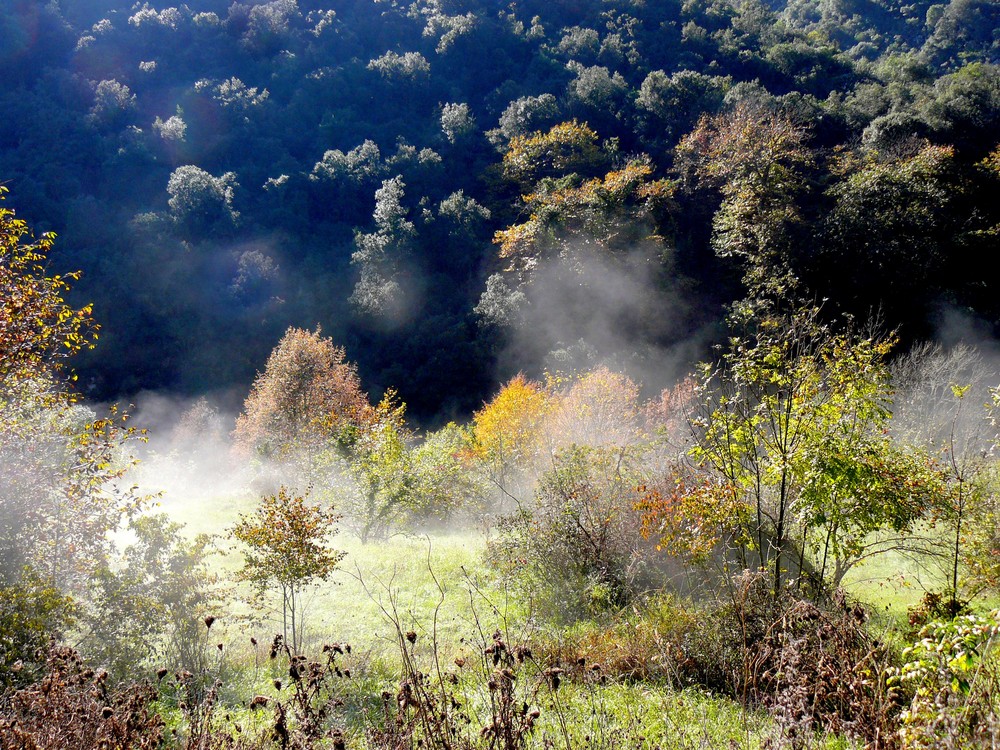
1 0 997 421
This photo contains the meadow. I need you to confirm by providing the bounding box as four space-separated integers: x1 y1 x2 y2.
124 474 947 750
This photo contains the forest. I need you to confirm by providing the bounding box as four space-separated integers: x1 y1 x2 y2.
2 0 1000 747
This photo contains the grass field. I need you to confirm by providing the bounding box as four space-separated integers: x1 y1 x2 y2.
129 473 874 749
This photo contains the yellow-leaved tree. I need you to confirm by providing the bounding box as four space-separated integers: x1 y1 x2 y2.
2 188 145 684
1 186 96 386
471 374 553 509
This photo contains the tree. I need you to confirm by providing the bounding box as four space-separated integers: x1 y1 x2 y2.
79 514 220 681
233 327 370 462
892 344 999 610
650 301 938 597
2 190 145 684
1 399 146 594
490 444 650 618
637 70 729 148
819 142 969 324
88 79 136 130
230 487 344 653
545 366 644 450
501 120 608 188
166 165 239 235
2 191 144 593
471 374 552 510
237 0 299 56
565 63 630 130
367 51 431 81
1 186 96 386
488 94 560 147
493 158 675 275
440 102 476 143
674 101 813 297
474 273 527 329
798 417 946 588
410 422 487 525
337 391 416 543
350 176 416 324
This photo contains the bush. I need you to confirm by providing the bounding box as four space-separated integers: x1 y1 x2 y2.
0 572 73 689
78 514 221 683
894 609 1000 749
681 574 900 746
486 445 655 620
0 643 163 749
539 573 901 747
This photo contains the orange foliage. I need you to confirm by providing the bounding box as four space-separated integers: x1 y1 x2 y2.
546 366 643 449
233 327 371 458
644 376 698 446
636 471 751 565
674 101 812 192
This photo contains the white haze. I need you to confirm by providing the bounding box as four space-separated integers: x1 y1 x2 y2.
121 391 381 541
890 306 1000 456
124 392 251 512
501 240 713 397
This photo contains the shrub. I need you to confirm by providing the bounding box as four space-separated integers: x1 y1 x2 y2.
0 572 73 689
78 514 221 682
0 643 163 749
894 609 1000 749
486 445 654 620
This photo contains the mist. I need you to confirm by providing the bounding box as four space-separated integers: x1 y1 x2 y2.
122 392 249 520
499 240 712 399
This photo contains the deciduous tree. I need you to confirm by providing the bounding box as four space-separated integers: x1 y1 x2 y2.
230 487 344 653
501 120 607 188
471 374 552 509
645 301 939 596
339 391 415 543
1 192 146 683
675 101 813 297
1 186 96 386
233 327 370 461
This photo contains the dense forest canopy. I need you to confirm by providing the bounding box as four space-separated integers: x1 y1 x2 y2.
1 0 998 421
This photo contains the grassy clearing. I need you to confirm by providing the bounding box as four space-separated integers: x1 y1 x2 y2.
841 548 946 620
121 478 907 749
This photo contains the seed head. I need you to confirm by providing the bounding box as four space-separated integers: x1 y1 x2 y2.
250 695 269 709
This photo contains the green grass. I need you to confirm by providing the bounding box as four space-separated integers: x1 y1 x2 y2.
130 478 880 749
836 526 965 623
144 481 524 659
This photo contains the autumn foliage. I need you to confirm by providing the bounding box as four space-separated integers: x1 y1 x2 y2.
233 327 371 459
1 186 97 387
495 160 674 272
470 373 552 505
230 487 344 652
500 120 607 187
